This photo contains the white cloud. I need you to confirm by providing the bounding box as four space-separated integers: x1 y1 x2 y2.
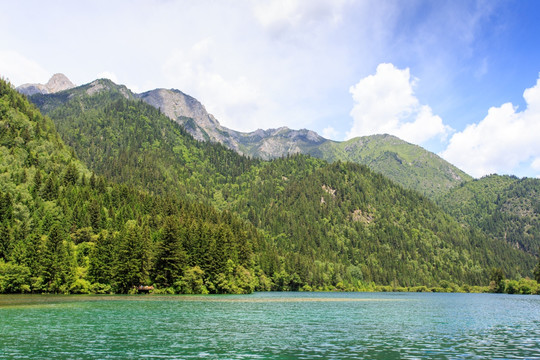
532 158 540 171
322 126 339 140
0 50 49 86
347 63 452 144
441 75 540 178
163 39 273 132
253 0 348 35
96 71 119 83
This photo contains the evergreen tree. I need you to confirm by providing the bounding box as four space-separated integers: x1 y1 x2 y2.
0 224 13 260
88 231 114 285
89 199 101 231
489 267 505 293
42 224 72 293
0 192 13 222
33 170 42 196
115 221 143 293
41 174 58 201
534 258 540 283
154 216 186 288
63 162 79 185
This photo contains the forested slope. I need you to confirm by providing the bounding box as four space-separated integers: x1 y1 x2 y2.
0 79 261 294
438 175 540 256
28 81 537 289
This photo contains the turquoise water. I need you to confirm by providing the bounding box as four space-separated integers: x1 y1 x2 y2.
1 292 539 359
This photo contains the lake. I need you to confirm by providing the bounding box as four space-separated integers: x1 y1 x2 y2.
1 292 539 359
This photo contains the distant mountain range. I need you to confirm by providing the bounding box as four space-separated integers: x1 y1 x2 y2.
21 75 470 198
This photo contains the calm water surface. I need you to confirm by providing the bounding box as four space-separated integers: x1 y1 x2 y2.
0 292 539 359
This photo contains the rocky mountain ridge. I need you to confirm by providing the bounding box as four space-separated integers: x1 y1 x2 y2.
135 86 471 196
23 75 471 197
16 73 75 96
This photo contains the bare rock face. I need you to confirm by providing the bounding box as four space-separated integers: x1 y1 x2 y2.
45 73 75 93
137 89 239 150
17 73 75 96
137 88 330 159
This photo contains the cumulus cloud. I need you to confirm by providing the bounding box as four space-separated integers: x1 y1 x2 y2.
347 63 452 144
0 50 50 86
322 126 339 140
441 75 540 178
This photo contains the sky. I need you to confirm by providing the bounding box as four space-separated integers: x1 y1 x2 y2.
1 0 539 178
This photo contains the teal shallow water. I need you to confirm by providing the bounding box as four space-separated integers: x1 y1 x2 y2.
0 292 539 359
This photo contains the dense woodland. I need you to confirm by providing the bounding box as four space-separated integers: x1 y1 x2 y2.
437 175 540 256
1 78 539 294
0 80 259 294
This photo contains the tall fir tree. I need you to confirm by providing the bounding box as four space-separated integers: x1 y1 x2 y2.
154 216 186 288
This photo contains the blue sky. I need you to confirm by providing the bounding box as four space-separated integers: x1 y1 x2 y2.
1 0 539 178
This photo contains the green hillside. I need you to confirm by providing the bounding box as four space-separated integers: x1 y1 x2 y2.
0 79 261 294
135 86 471 199
27 80 537 289
438 175 540 256
316 134 472 199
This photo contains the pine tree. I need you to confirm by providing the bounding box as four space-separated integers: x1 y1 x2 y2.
0 192 13 222
41 174 58 201
63 162 79 185
42 224 72 293
115 221 143 293
154 216 186 288
0 224 13 260
33 170 42 196
89 199 101 231
88 231 114 285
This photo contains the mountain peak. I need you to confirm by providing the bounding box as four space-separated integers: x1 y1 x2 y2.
17 73 75 96
45 73 75 93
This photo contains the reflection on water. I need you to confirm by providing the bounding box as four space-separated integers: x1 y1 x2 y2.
1 292 539 359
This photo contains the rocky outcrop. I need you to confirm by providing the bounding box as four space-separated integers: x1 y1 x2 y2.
137 87 330 159
137 89 239 150
17 73 75 96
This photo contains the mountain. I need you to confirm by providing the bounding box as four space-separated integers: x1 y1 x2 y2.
16 73 75 96
26 79 537 288
437 175 540 256
317 135 472 198
137 88 327 159
136 88 470 197
21 78 470 198
0 78 261 294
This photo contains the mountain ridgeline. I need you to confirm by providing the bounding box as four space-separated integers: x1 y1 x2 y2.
14 77 536 293
135 85 471 198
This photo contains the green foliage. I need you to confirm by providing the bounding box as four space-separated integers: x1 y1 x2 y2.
534 258 540 283
0 260 31 293
174 266 208 294
317 134 472 199
154 217 186 288
489 267 505 293
0 78 536 295
438 175 540 256
23 79 537 292
0 79 259 294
